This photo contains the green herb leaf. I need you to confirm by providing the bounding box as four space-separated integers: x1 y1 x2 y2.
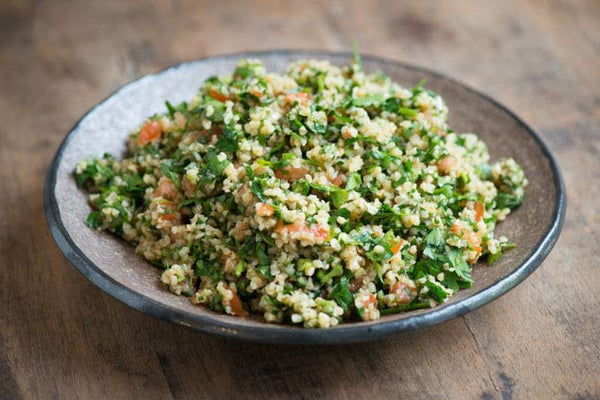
235 260 247 277
215 127 239 153
271 153 296 170
487 242 516 265
495 192 523 210
205 151 230 175
329 275 354 313
424 228 445 248
352 41 362 70
330 188 349 208
292 179 310 195
345 173 362 191
317 265 343 284
251 179 266 202
425 281 448 302
447 248 473 284
160 161 180 187
380 301 430 315
411 79 427 92
256 242 270 266
86 211 102 228
398 107 418 118
353 93 385 107
165 101 175 117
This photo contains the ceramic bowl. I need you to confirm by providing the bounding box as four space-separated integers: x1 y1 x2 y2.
44 51 566 344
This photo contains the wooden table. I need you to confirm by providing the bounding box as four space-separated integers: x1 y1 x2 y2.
1 0 598 398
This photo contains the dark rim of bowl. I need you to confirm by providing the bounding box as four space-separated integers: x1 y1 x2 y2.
43 50 566 345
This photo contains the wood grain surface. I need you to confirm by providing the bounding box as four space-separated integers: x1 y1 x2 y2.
1 0 599 399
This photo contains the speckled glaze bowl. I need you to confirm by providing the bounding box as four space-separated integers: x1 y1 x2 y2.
44 51 566 344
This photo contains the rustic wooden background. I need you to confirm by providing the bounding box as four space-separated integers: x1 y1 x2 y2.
1 0 599 399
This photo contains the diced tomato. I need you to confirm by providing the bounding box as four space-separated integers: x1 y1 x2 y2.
284 92 310 106
182 175 196 195
452 222 483 263
390 239 405 255
256 202 275 217
310 224 330 240
437 155 457 175
160 212 180 222
229 293 248 317
157 199 180 223
221 252 232 265
274 218 329 240
474 201 484 222
154 178 178 200
469 245 483 264
201 126 223 141
331 174 346 187
250 89 264 99
209 88 228 102
452 222 482 246
274 219 286 234
274 166 310 182
237 183 249 197
451 222 460 236
392 281 413 305
363 294 377 307
191 125 222 143
472 231 482 247
274 219 302 234
138 121 162 146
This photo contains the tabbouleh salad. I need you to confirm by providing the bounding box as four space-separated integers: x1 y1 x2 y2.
74 55 527 328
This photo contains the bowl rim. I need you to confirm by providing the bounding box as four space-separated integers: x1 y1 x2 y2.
43 50 566 344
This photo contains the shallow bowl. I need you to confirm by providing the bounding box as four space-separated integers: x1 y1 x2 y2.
44 51 566 344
